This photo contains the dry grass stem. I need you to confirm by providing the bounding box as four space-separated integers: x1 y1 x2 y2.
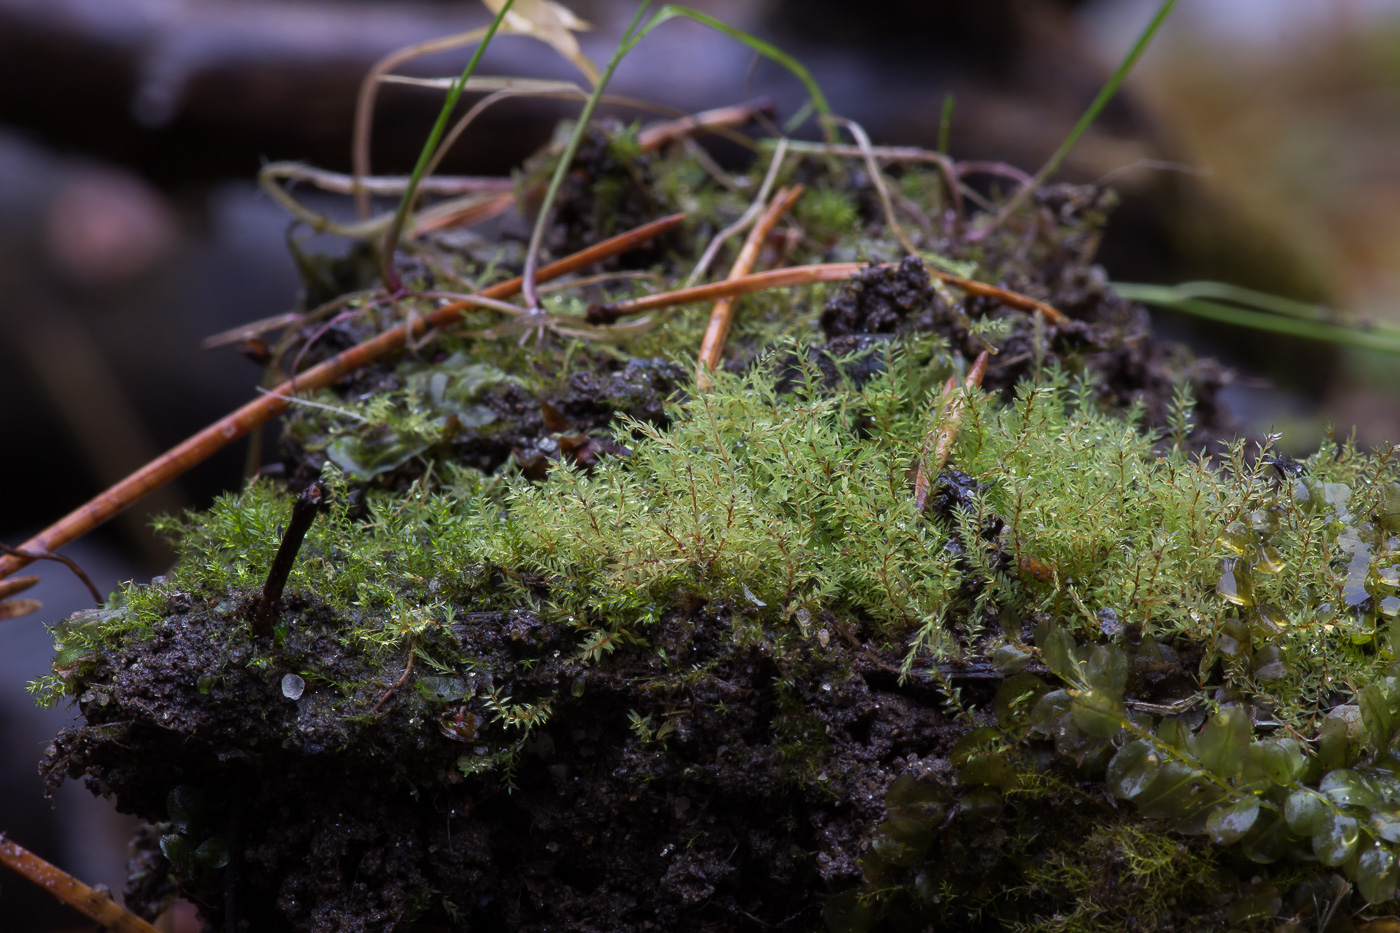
914 350 990 512
0 213 686 583
829 117 919 256
0 833 161 933
592 263 1069 326
697 185 804 386
688 136 790 285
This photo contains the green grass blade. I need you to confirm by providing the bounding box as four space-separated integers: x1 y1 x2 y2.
1113 282 1400 357
630 5 831 132
976 0 1176 237
521 1 656 310
380 0 516 291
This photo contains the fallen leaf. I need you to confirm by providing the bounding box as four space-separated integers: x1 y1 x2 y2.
481 0 600 85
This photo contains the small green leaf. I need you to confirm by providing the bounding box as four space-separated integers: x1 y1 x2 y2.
166 786 208 837
1312 810 1360 867
1029 689 1073 735
1320 769 1380 810
1191 705 1251 778
1106 740 1160 800
1040 625 1079 681
1361 684 1395 750
1358 844 1400 905
1284 789 1330 836
1085 644 1129 696
991 643 1033 675
1132 761 1202 820
1070 688 1126 738
159 834 195 876
194 836 231 870
1254 738 1305 785
1206 797 1260 845
1370 803 1400 844
993 673 1048 730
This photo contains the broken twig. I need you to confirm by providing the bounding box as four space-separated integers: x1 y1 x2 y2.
590 262 1068 326
251 482 326 638
696 184 804 386
914 350 989 512
0 833 161 933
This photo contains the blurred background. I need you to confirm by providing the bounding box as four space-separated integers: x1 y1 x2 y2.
2 0 1399 928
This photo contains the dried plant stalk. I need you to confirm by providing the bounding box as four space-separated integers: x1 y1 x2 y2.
696 184 804 386
0 833 161 933
591 263 1068 325
0 213 685 583
913 350 990 512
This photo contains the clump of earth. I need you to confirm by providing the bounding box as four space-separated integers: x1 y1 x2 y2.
41 128 1247 932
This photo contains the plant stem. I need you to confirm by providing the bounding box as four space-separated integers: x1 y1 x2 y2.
380 0 516 292
522 1 655 311
972 0 1177 239
251 482 326 638
590 262 1068 325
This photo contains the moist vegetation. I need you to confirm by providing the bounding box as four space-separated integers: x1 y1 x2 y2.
33 122 1400 932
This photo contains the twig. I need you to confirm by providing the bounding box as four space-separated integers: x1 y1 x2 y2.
913 350 990 512
250 483 326 638
372 644 417 712
636 98 773 152
827 116 918 256
590 261 1069 326
688 136 789 286
0 833 162 933
351 27 491 219
0 213 685 584
0 543 101 604
696 185 804 386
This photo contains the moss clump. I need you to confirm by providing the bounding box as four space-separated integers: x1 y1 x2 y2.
33 122 1400 930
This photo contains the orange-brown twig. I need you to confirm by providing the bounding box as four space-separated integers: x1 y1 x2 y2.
637 98 773 153
372 643 417 712
0 833 161 933
589 262 1069 326
913 350 989 513
696 185 804 386
0 213 685 584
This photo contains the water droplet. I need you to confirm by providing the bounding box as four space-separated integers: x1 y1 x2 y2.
282 673 305 700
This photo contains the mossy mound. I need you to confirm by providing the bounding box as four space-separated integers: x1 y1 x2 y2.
35 125 1400 931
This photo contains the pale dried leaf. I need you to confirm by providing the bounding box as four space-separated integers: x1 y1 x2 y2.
0 598 42 621
481 0 599 85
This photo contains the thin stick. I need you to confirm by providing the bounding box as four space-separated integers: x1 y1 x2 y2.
828 116 918 256
250 483 326 638
372 644 417 712
0 833 162 933
688 136 789 286
0 543 101 604
0 213 685 583
590 262 1069 326
696 185 803 386
636 98 772 152
914 350 990 512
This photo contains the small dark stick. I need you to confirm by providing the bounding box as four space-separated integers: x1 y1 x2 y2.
250 483 325 638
